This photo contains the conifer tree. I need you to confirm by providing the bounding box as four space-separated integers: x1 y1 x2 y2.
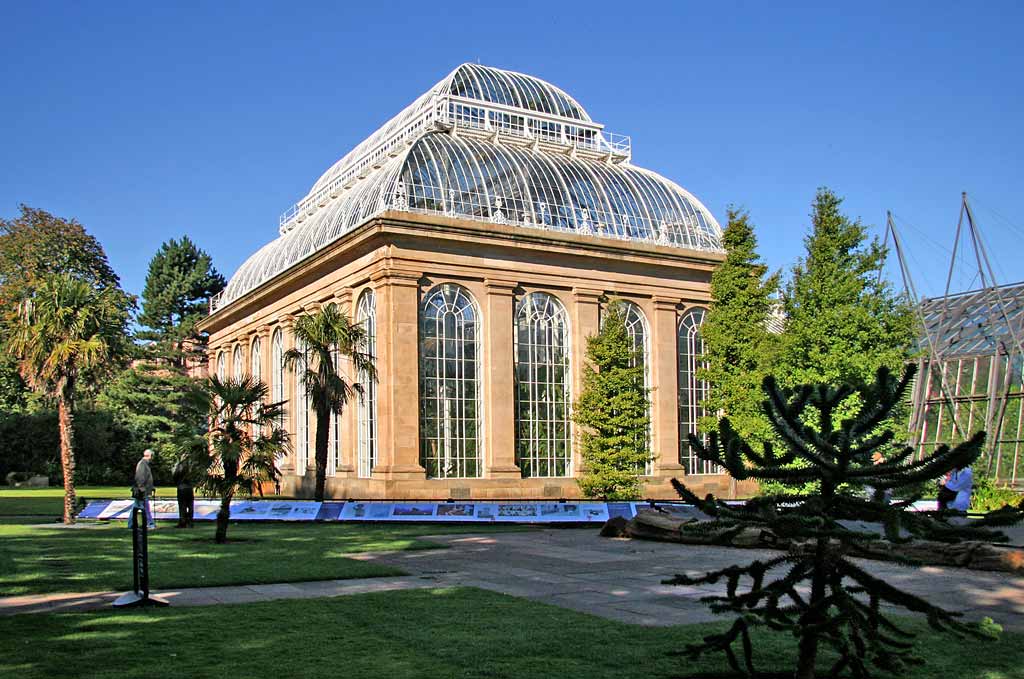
699 208 779 446
778 188 914 388
137 236 225 365
573 300 650 500
665 364 1019 678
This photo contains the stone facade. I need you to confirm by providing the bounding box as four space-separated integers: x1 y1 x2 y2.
199 210 752 500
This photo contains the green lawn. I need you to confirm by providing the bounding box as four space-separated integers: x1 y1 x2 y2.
1 588 1021 679
0 521 519 596
0 486 178 517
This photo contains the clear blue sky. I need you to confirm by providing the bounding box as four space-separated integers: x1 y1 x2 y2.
2 1 1021 303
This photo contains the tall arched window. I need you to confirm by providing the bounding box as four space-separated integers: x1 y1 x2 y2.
232 345 243 381
272 329 284 406
250 337 261 383
357 289 378 478
419 283 482 479
515 292 571 477
328 346 339 477
619 300 652 474
294 337 309 473
216 351 226 381
678 308 716 474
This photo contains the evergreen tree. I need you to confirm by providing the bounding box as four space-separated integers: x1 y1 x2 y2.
699 207 779 447
666 365 1019 678
137 236 225 364
573 300 650 500
778 188 914 388
97 351 200 473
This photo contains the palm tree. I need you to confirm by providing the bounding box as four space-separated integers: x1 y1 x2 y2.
178 375 287 543
7 274 130 523
284 303 375 501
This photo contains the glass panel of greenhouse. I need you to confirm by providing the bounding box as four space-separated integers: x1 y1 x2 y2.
911 282 1024 486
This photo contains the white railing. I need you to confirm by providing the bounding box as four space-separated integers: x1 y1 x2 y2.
278 95 632 234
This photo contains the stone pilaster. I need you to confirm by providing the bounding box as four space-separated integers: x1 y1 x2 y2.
571 288 602 476
483 279 520 478
372 271 426 480
651 297 684 475
337 287 357 476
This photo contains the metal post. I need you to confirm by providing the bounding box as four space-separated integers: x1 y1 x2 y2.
113 500 169 608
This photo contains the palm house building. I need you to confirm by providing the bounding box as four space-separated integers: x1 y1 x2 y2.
199 64 745 500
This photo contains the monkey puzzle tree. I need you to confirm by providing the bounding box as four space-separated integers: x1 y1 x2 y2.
665 364 1019 678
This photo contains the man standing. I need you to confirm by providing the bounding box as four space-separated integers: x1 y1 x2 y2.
132 449 157 529
172 457 195 528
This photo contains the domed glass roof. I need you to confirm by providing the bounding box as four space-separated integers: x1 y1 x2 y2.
216 65 723 310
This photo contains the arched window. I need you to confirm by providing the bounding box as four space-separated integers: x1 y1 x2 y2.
250 337 261 383
294 337 309 473
232 345 243 381
216 351 226 381
328 345 340 477
272 328 284 406
618 300 652 474
419 283 482 478
357 289 378 478
678 308 716 474
515 292 571 477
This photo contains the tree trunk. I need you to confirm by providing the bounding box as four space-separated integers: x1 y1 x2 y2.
215 490 233 543
56 386 77 525
794 535 827 678
314 404 330 502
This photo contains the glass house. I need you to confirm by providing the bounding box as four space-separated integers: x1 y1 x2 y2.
910 282 1024 486
198 64 745 500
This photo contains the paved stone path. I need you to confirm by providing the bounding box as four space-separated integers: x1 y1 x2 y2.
3 528 1023 629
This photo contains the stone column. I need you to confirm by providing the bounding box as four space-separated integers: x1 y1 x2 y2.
483 279 520 478
571 288 602 476
336 288 357 476
372 271 426 480
279 315 297 476
651 297 684 476
300 304 319 476
257 327 272 390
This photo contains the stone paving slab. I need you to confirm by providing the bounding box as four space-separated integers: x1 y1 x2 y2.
371 528 1024 629
3 527 1023 631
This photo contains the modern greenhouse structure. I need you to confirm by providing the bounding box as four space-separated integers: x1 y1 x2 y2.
910 282 1024 487
199 64 747 500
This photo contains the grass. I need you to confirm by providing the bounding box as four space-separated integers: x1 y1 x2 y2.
0 486 178 517
1 587 1022 679
0 521 524 596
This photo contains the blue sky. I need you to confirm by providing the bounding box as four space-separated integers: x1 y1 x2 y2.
1 1 1021 302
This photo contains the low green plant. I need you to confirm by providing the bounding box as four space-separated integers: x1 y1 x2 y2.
971 474 1023 513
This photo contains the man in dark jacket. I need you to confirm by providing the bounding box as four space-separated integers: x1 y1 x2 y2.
132 449 157 529
172 458 195 528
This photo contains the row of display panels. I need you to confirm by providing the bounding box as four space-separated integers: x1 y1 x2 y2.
78 498 941 524
78 499 652 523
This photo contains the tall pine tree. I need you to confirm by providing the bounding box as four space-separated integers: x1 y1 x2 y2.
137 236 225 365
699 208 779 447
573 301 651 500
778 188 914 388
